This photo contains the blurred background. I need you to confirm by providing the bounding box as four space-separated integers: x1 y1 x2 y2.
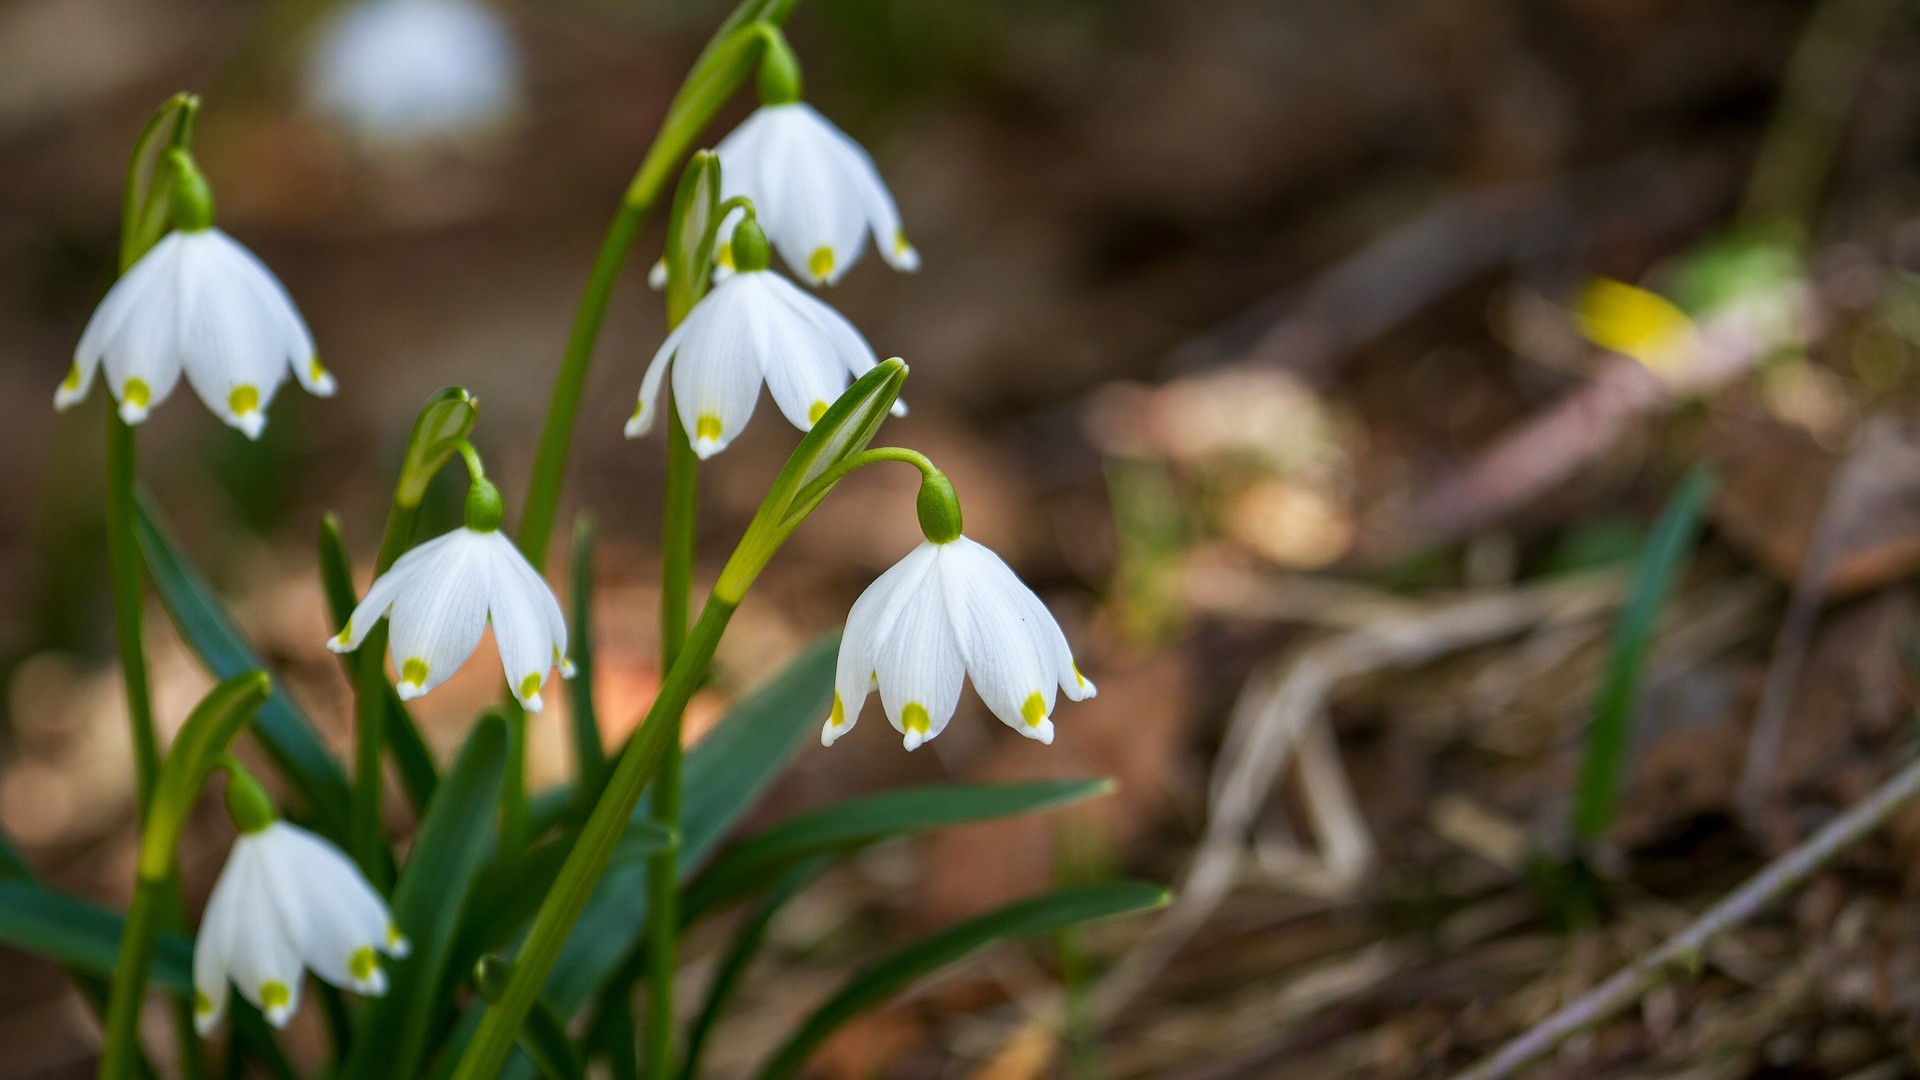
11 0 1920 1076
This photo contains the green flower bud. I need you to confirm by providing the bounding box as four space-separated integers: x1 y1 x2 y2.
224 768 277 834
166 148 214 232
756 28 803 106
465 475 505 532
915 470 964 545
731 216 772 274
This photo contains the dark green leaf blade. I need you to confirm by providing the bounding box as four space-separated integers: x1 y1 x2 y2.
755 882 1168 1080
0 880 193 992
685 778 1113 921
345 712 511 1080
136 495 352 840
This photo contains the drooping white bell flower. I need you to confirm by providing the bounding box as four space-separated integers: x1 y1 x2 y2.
625 218 901 459
714 102 918 286
194 819 408 1033
823 535 1095 750
60 226 333 438
328 475 571 710
305 0 522 158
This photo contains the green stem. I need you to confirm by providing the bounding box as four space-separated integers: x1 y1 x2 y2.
501 698 531 861
98 874 169 1080
515 5 800 571
450 598 738 1080
106 415 158 811
643 394 700 1080
349 499 421 888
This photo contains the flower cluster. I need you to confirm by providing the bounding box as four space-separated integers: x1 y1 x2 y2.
64 11 1098 1043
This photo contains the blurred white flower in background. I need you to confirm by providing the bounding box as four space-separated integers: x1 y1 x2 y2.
304 0 523 162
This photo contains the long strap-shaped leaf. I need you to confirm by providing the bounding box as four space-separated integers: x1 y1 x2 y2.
135 495 352 839
343 712 510 1080
755 881 1169 1080
683 778 1113 922
0 879 193 991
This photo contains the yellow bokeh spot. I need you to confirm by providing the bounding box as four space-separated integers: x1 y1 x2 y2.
902 702 931 734
519 672 543 701
1576 278 1698 376
229 384 260 416
695 414 723 442
808 247 836 281
808 400 829 425
123 378 151 410
60 363 82 391
348 946 379 982
1021 692 1047 727
829 691 845 726
259 982 291 1011
400 657 429 686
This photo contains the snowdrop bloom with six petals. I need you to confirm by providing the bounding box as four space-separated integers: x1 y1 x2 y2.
329 480 571 710
626 218 899 458
714 102 918 286
61 223 333 438
194 820 407 1033
823 536 1095 750
305 0 522 157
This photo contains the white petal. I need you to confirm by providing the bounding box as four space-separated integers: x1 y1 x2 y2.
873 567 964 751
746 105 868 285
495 532 569 668
63 236 178 412
819 111 917 271
626 319 688 438
742 274 849 431
938 539 1061 743
386 529 493 699
256 823 394 995
485 534 561 711
216 838 307 1027
100 236 189 424
827 543 939 746
176 233 289 440
329 532 447 653
670 283 766 458
193 837 250 1033
217 231 329 397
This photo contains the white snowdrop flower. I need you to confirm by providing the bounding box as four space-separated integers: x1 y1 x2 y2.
60 227 332 438
305 0 522 158
823 536 1095 751
714 102 918 286
625 218 901 458
328 479 571 710
194 820 407 1033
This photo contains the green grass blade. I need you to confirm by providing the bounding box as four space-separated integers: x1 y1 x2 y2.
0 879 193 991
1573 465 1717 840
135 495 352 840
684 778 1113 922
754 882 1169 1080
318 514 439 815
344 712 511 1080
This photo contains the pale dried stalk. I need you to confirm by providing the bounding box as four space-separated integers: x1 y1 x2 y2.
1452 751 1920 1080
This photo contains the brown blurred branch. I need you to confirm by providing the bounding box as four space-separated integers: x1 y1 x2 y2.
1451 750 1920 1080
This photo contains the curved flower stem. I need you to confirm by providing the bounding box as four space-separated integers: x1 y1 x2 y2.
644 420 698 1079
791 445 939 510
97 874 169 1080
514 5 799 571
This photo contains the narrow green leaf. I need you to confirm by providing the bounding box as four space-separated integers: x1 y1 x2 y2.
344 712 511 1080
319 513 439 815
685 779 1113 922
1573 465 1717 839
136 496 352 840
568 516 604 797
755 882 1169 1080
0 880 193 991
